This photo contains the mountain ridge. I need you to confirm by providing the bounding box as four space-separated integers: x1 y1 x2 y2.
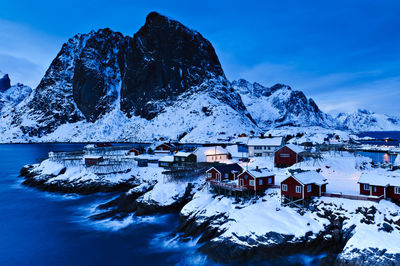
0 12 399 143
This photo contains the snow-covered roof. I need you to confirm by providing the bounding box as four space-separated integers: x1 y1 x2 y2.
211 163 242 174
290 171 327 185
358 170 400 187
226 145 244 158
247 137 283 146
175 152 194 157
159 155 174 162
194 146 229 162
244 168 274 179
284 144 305 154
83 155 103 159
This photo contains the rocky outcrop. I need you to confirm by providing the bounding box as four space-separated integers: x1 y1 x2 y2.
121 12 226 119
0 74 11 92
19 164 138 195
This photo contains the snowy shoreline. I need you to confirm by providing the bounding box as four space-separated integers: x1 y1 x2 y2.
19 151 400 265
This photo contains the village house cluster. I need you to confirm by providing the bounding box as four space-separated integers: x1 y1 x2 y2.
48 133 400 207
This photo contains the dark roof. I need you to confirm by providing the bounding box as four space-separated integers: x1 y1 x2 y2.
211 163 242 174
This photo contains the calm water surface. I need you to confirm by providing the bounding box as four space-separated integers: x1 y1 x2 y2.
0 144 322 266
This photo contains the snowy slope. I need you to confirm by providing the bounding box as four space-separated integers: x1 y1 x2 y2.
336 109 400 132
232 79 335 129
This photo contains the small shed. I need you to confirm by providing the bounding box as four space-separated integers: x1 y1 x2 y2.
84 156 104 166
206 163 242 182
281 171 327 200
127 148 140 156
155 143 174 151
137 159 148 167
358 171 400 200
159 155 174 168
274 144 305 168
237 167 275 191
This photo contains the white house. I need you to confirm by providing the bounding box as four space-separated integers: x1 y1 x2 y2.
194 146 230 162
247 137 284 157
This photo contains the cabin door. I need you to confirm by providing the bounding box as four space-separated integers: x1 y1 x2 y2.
217 173 221 182
239 179 244 187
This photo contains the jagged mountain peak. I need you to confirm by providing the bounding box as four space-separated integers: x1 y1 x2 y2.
232 79 333 128
336 109 400 131
120 11 227 119
0 73 11 92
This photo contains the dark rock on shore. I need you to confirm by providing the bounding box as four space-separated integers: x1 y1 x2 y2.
19 164 137 195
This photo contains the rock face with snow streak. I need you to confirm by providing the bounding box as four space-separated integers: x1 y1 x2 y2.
336 109 400 132
121 12 241 120
232 79 335 129
0 74 11 92
0 12 256 142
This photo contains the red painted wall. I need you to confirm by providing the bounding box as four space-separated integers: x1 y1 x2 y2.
385 186 400 200
281 176 303 198
274 146 298 166
156 144 171 151
206 168 238 181
238 171 274 191
371 185 385 197
359 183 371 196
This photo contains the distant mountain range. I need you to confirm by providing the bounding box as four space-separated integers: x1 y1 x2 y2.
0 12 399 143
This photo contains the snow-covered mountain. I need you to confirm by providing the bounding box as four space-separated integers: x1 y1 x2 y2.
336 109 400 132
0 13 398 143
232 79 335 129
0 12 258 143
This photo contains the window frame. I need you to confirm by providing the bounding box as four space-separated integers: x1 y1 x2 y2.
282 184 288 191
296 185 301 193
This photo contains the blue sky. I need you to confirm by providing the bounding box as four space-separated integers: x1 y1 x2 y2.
1 0 399 115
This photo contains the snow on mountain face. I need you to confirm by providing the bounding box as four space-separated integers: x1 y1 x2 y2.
232 79 334 129
0 12 258 143
336 109 400 132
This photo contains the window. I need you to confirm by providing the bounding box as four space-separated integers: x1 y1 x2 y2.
258 179 263 185
244 174 248 179
255 153 262 157
268 177 272 184
307 185 312 192
364 184 370 191
395 187 400 194
373 187 377 193
207 173 212 178
296 186 301 193
249 180 255 186
225 173 229 179
280 154 290 158
282 184 288 191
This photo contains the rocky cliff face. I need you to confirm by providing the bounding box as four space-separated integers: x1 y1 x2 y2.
0 12 257 142
0 74 11 92
121 12 229 119
232 79 334 129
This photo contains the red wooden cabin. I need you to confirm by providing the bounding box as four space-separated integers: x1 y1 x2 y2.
155 143 173 151
237 167 275 191
274 144 304 168
127 148 139 156
281 171 327 199
206 164 242 182
358 172 400 200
